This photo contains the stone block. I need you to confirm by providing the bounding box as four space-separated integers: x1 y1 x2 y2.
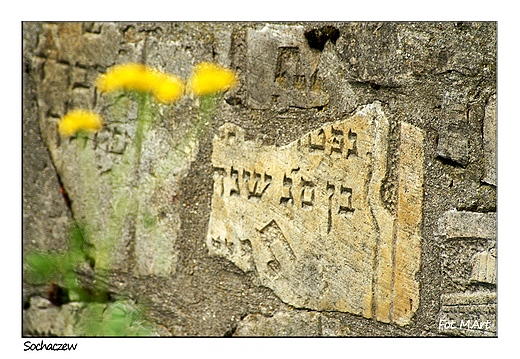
438 210 496 240
207 102 424 325
246 24 329 110
436 111 469 167
469 249 496 285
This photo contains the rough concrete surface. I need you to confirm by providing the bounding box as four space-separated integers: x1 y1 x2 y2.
22 22 496 337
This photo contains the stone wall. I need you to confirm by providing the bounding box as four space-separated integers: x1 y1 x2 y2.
22 22 496 337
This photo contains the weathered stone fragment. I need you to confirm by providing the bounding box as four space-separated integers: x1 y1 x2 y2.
22 297 81 336
438 292 496 336
469 249 496 285
234 310 350 337
246 24 329 110
438 210 497 240
482 95 497 186
23 297 157 336
31 23 210 277
436 110 469 167
207 103 424 325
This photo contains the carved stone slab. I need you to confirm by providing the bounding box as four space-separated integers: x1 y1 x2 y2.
207 103 424 325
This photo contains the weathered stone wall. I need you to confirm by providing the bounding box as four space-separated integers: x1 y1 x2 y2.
23 22 496 336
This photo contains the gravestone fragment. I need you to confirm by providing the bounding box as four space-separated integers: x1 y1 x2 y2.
207 102 424 325
246 24 329 110
437 210 497 336
438 210 497 241
438 292 496 336
470 249 496 285
436 110 469 167
31 23 208 277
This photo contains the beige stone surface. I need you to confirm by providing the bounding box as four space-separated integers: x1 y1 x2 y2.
482 94 497 186
207 102 424 325
22 297 81 336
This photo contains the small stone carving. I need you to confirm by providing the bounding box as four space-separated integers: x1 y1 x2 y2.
246 24 329 110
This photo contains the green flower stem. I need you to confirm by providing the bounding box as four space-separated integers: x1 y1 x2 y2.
169 94 216 161
135 92 153 161
95 91 154 272
196 93 217 137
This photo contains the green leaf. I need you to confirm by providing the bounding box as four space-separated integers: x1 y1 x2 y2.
24 252 67 284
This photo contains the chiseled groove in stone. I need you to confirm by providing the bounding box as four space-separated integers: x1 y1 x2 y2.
207 102 424 325
365 107 394 323
368 173 382 323
389 217 398 324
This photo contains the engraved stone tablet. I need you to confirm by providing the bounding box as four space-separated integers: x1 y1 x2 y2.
207 103 424 325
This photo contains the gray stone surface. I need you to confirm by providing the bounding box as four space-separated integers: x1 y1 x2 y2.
23 23 74 305
436 109 469 167
438 210 497 240
23 22 497 337
234 310 351 336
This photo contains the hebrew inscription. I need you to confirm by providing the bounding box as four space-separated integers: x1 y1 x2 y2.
207 103 424 325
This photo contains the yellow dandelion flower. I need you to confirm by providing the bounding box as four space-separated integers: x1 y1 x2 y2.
151 72 185 103
58 109 103 137
96 63 147 93
96 63 184 103
187 62 237 97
